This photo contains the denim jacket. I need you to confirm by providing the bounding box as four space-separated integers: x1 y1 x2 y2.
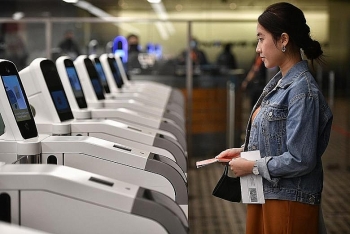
243 60 333 205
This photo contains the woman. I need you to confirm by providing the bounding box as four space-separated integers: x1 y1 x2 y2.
216 2 333 233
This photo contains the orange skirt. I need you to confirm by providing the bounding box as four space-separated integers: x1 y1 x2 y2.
246 199 319 234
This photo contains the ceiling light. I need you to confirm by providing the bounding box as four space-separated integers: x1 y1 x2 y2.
155 22 169 40
63 0 79 3
175 4 183 12
230 3 237 10
147 0 161 3
12 12 24 20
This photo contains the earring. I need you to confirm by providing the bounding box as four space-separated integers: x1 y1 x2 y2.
282 45 286 53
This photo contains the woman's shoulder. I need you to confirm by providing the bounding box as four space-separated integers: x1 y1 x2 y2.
285 61 317 88
294 69 318 90
286 70 328 109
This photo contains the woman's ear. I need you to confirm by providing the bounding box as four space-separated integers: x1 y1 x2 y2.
280 33 289 47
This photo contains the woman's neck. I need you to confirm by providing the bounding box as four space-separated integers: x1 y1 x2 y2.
279 51 302 77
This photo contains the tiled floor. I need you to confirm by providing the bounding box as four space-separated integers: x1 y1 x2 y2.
188 96 350 234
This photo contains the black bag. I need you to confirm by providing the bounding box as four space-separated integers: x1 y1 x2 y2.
212 164 241 202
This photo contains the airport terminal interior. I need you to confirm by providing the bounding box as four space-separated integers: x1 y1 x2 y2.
0 0 349 233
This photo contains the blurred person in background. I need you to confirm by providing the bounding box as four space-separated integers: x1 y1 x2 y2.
3 23 28 70
58 30 81 60
241 53 267 109
216 42 238 73
177 38 209 67
126 34 142 71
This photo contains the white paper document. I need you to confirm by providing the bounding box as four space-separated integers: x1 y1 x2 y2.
240 150 265 204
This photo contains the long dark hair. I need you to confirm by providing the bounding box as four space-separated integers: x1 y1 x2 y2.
258 2 323 65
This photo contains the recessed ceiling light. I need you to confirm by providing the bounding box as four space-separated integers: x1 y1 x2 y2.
147 0 161 4
175 4 183 11
230 3 237 10
63 0 79 3
12 12 24 20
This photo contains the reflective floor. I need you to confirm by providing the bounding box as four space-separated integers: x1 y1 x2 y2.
189 96 350 234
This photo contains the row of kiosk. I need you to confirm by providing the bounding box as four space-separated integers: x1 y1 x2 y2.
0 52 188 233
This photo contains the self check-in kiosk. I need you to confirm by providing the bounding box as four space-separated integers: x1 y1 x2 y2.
112 55 186 131
91 55 186 138
105 53 185 118
89 54 175 103
99 53 182 106
17 59 188 214
0 59 188 234
116 53 184 105
100 53 185 108
75 55 184 127
73 56 187 152
99 53 185 116
75 55 185 131
55 57 187 173
71 54 177 123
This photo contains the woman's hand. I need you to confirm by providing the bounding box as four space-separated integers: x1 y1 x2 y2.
229 158 255 177
215 148 243 162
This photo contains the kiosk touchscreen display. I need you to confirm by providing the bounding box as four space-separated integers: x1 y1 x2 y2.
65 65 88 109
107 57 123 88
50 90 71 114
93 58 110 94
112 59 124 87
84 59 105 100
91 79 104 98
4 76 31 122
40 60 74 122
0 62 38 139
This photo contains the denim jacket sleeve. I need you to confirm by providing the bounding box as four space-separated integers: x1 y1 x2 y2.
266 88 320 178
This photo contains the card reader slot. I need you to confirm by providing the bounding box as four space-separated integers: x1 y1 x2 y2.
127 126 142 132
89 177 114 187
113 144 132 152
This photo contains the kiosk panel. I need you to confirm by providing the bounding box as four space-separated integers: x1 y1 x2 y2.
0 61 38 139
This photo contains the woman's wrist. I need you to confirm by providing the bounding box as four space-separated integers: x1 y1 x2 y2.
247 160 254 172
